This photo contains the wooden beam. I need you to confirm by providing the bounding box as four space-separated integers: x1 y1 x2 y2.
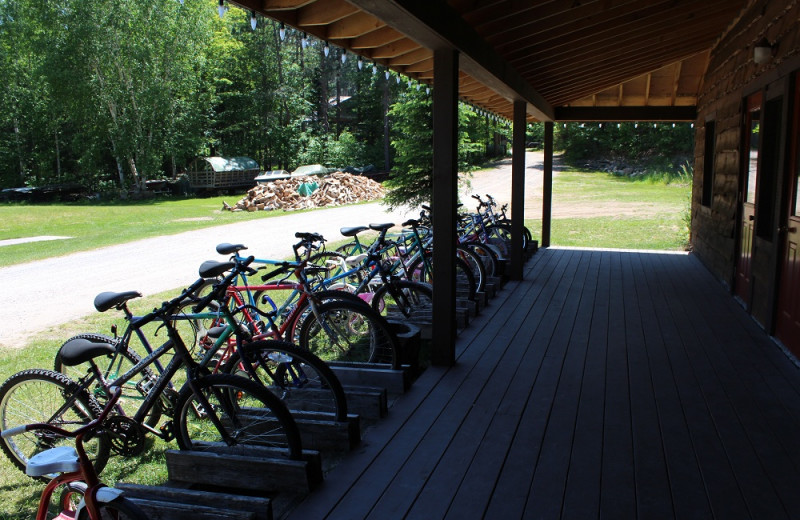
261 0 315 10
387 47 432 66
371 38 422 59
431 48 459 367
510 99 526 281
350 26 406 49
297 0 358 26
346 0 554 121
326 12 385 40
542 122 553 248
554 106 697 121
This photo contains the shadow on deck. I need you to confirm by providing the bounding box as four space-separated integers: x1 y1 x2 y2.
288 247 800 519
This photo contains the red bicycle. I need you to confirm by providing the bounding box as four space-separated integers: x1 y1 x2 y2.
1 385 148 519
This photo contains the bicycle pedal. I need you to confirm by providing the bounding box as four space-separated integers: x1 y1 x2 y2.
159 420 175 441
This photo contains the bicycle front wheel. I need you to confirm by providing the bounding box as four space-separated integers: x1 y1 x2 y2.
173 374 302 460
76 496 149 520
0 369 109 477
371 280 433 321
298 300 400 367
224 339 348 421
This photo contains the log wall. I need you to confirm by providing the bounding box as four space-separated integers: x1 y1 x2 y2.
692 0 800 309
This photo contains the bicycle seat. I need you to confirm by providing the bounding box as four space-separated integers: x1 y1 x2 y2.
94 291 142 312
345 253 368 266
369 223 394 232
216 243 247 255
198 260 235 279
59 337 116 366
340 226 369 237
26 446 80 477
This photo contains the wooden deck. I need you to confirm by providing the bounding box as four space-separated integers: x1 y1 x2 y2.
287 247 800 519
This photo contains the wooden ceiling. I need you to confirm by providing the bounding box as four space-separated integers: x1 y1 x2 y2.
231 0 750 122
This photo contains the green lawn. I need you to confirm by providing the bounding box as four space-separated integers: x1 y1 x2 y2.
0 168 691 517
0 196 290 267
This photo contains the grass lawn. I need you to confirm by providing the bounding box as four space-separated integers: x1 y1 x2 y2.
0 168 691 517
0 195 292 268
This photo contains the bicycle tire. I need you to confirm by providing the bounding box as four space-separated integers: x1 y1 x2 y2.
297 299 400 368
223 339 348 421
76 496 149 520
456 245 487 293
0 369 110 477
408 253 477 301
52 481 86 518
462 242 500 278
53 334 163 428
370 279 433 321
273 289 373 345
173 373 302 460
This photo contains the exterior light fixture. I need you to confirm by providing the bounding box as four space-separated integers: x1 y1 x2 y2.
396 75 401 84
385 70 390 80
323 41 330 57
250 11 257 30
754 38 775 64
301 33 308 49
372 64 377 75
218 0 225 19
279 22 286 41
341 50 347 63
357 56 363 70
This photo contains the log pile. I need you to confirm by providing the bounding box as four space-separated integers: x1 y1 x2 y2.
227 172 385 212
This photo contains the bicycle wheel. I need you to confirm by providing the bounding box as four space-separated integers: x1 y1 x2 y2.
370 280 433 321
173 373 302 460
408 253 477 301
298 300 400 367
0 369 109 477
456 245 487 293
50 481 86 519
76 496 149 520
224 339 348 421
463 242 500 278
54 334 162 428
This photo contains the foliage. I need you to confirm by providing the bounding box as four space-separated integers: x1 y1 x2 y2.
555 122 695 175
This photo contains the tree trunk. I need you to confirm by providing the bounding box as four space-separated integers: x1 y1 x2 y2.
55 129 62 179
383 77 390 171
129 157 142 193
13 118 25 184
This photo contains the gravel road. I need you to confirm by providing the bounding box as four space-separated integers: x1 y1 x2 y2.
0 150 578 349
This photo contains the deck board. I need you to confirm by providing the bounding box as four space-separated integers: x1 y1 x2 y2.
286 248 800 520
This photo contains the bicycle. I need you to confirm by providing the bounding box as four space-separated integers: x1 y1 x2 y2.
198 234 401 368
1 385 148 519
1 258 303 476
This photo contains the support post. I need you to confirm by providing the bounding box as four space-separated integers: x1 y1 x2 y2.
510 100 526 280
431 48 459 366
542 122 554 248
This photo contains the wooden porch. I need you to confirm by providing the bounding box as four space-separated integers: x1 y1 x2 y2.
287 247 800 519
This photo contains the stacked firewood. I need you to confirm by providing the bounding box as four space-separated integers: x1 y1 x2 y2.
226 172 385 212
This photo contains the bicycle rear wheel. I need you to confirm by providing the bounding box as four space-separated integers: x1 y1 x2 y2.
53 334 162 428
298 300 400 368
76 496 149 520
173 373 302 460
224 339 348 421
0 369 109 477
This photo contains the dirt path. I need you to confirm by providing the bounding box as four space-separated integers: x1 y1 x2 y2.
465 150 675 218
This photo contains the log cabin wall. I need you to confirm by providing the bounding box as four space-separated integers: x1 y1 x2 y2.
692 0 800 330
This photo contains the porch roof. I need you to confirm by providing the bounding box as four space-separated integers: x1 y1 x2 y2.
231 0 749 122
288 247 800 519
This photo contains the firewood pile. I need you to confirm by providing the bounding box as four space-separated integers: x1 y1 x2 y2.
226 172 385 212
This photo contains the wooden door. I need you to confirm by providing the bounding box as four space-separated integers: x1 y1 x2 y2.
776 74 800 355
735 93 761 306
